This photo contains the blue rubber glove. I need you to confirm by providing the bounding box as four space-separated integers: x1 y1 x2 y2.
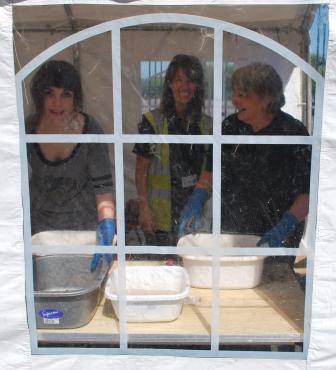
178 188 209 238
90 218 116 272
256 211 299 248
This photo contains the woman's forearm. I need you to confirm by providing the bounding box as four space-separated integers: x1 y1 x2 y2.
135 155 151 207
96 193 116 221
196 170 212 193
289 193 309 222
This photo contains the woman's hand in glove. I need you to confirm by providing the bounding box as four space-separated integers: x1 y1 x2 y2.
90 218 116 271
256 211 299 248
178 188 209 238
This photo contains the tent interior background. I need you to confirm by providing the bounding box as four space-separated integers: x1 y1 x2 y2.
13 3 327 241
1 1 335 369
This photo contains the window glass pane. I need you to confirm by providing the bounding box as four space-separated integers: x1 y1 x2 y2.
29 143 115 241
121 256 211 351
126 142 213 249
221 144 311 247
33 254 121 348
121 24 214 134
20 36 114 135
223 37 317 134
218 255 306 352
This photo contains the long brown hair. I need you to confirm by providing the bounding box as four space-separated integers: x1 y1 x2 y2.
160 54 205 123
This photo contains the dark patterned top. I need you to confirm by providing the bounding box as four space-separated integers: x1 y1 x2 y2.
220 110 311 247
28 113 113 234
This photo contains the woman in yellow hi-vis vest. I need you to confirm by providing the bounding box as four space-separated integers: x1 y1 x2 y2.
133 54 212 254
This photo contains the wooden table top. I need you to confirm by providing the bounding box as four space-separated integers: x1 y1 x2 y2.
37 259 305 345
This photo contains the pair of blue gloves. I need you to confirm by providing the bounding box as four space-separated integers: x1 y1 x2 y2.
90 218 116 272
94 199 298 272
178 188 299 248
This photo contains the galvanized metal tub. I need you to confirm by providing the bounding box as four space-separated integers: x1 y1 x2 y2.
34 254 109 329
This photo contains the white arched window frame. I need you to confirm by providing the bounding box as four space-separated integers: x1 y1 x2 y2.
16 13 324 358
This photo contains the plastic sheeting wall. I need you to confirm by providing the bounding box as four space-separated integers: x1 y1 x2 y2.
13 17 309 205
0 1 335 369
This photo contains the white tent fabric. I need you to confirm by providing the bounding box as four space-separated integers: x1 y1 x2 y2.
0 1 335 369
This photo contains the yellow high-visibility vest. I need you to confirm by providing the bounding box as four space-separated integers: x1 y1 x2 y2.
144 108 211 232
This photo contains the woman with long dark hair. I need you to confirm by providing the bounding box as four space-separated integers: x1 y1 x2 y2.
133 54 212 248
28 60 116 270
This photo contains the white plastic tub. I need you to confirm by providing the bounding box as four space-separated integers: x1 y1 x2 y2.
105 265 190 322
177 234 265 289
32 230 96 245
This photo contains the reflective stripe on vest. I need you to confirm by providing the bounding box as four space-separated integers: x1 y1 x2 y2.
144 109 211 232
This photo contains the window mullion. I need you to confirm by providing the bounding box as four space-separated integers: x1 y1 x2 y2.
112 27 128 351
210 27 224 353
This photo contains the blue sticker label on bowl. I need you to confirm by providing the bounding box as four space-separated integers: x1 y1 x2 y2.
39 309 64 319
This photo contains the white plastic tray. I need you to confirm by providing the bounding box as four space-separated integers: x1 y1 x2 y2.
178 233 265 289
105 265 190 322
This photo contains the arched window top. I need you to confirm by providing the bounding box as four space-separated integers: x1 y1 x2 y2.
16 13 324 85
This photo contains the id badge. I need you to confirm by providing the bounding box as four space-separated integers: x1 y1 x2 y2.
181 174 197 188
